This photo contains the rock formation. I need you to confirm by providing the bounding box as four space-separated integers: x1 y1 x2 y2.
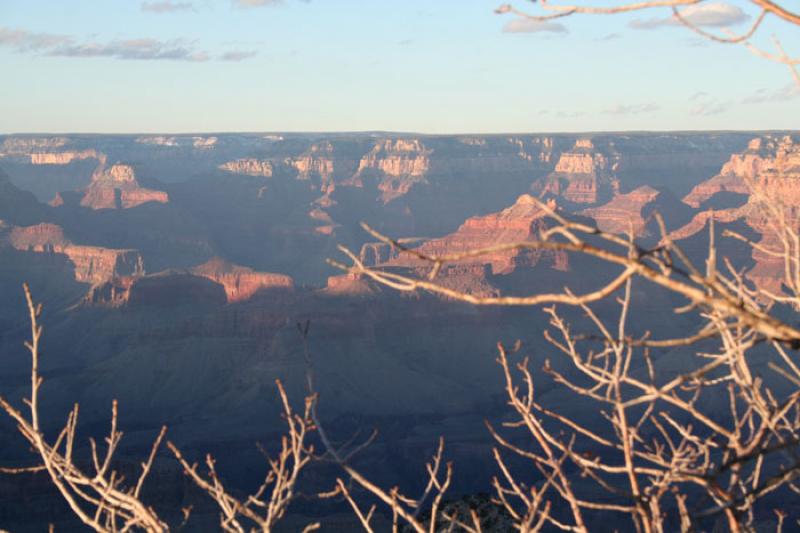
1 137 68 155
533 139 619 204
286 141 336 194
190 257 293 303
80 163 169 209
4 222 144 285
192 136 217 149
29 150 102 165
218 158 274 177
508 136 555 163
673 135 800 294
362 194 569 299
349 139 432 203
580 186 661 236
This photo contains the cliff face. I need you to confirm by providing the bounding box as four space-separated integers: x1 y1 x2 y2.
386 195 567 276
580 186 661 236
5 223 144 285
190 257 293 303
286 141 336 196
682 138 777 208
29 150 102 165
673 135 800 293
533 139 619 204
1 137 68 154
350 139 433 203
136 135 217 149
508 136 556 163
80 164 169 209
85 258 293 306
218 159 274 177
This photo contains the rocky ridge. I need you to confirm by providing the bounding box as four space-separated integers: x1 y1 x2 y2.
533 139 619 204
2 222 144 285
673 135 800 293
80 163 169 209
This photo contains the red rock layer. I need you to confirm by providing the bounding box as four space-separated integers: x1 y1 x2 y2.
682 138 777 207
673 135 800 294
5 223 144 285
190 257 293 303
580 186 660 235
387 194 567 275
535 139 618 204
325 272 377 296
80 164 169 209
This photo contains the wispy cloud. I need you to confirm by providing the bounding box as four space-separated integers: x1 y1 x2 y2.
603 103 659 115
141 1 194 13
690 100 730 116
741 84 800 104
503 17 567 34
596 33 621 41
0 26 256 62
0 27 71 51
630 2 749 30
538 110 587 118
50 38 209 61
232 0 282 7
556 110 586 118
220 50 258 61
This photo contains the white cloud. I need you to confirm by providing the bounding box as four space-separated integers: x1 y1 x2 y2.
630 2 749 29
503 17 567 34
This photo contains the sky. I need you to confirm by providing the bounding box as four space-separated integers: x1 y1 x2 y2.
1 0 798 133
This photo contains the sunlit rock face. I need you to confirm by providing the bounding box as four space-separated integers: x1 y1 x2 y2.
533 139 619 205
682 137 784 208
218 158 274 177
580 185 661 236
349 138 433 203
286 141 336 192
396 194 567 275
4 222 144 285
190 257 293 303
28 150 101 165
673 135 800 294
351 195 569 297
80 163 169 209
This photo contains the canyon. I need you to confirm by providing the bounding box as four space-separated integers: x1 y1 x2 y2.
0 130 796 528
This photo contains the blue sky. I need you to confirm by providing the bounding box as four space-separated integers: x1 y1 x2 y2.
1 0 797 133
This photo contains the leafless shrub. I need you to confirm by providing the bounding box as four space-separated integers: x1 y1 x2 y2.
167 381 319 533
331 168 800 530
0 284 168 532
